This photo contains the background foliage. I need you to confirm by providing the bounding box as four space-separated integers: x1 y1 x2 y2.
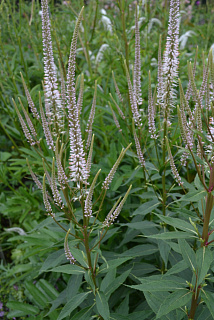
1 0 214 319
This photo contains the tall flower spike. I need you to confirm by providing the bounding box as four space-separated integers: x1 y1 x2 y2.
109 93 125 120
157 35 163 107
86 81 97 150
18 97 38 140
86 134 94 174
112 71 123 103
133 5 142 105
102 144 131 190
67 7 88 185
132 120 145 168
13 99 35 146
148 71 157 139
162 0 180 115
39 92 54 150
64 229 76 264
103 185 132 227
41 0 63 132
55 138 68 186
77 73 84 117
109 102 122 133
20 72 40 120
124 60 141 129
84 169 101 217
166 137 183 186
51 157 64 209
185 47 198 101
26 158 42 190
43 174 55 217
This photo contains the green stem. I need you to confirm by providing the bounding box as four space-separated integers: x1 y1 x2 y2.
162 118 167 216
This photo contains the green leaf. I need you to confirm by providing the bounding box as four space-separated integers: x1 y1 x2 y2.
132 199 159 216
179 239 196 272
155 214 197 234
179 190 207 202
0 151 12 162
100 269 116 292
57 292 90 320
144 291 169 314
96 291 110 320
196 247 213 284
40 249 65 273
71 306 94 320
37 279 59 300
147 231 195 239
99 257 133 273
130 278 186 292
120 244 158 257
105 269 131 299
6 301 39 316
124 221 157 230
165 260 188 276
156 289 192 318
158 240 171 266
201 291 214 318
25 281 48 307
51 264 85 275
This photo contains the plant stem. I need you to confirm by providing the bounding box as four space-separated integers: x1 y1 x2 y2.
162 118 167 216
188 287 200 319
201 164 214 245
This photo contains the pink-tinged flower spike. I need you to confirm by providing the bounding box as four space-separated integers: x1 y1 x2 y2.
51 157 64 209
77 73 84 117
43 174 55 217
109 102 122 133
109 93 125 120
166 137 183 186
102 143 132 190
26 158 42 190
86 134 94 175
13 99 35 146
133 5 142 105
64 228 76 264
148 71 157 139
58 60 66 114
124 60 142 129
67 8 88 185
199 51 211 103
162 0 180 114
112 71 123 104
84 169 101 218
55 138 68 187
41 0 63 133
157 35 163 107
39 92 55 151
185 47 198 101
132 120 145 168
103 185 132 227
20 73 40 120
18 98 38 141
86 80 97 150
